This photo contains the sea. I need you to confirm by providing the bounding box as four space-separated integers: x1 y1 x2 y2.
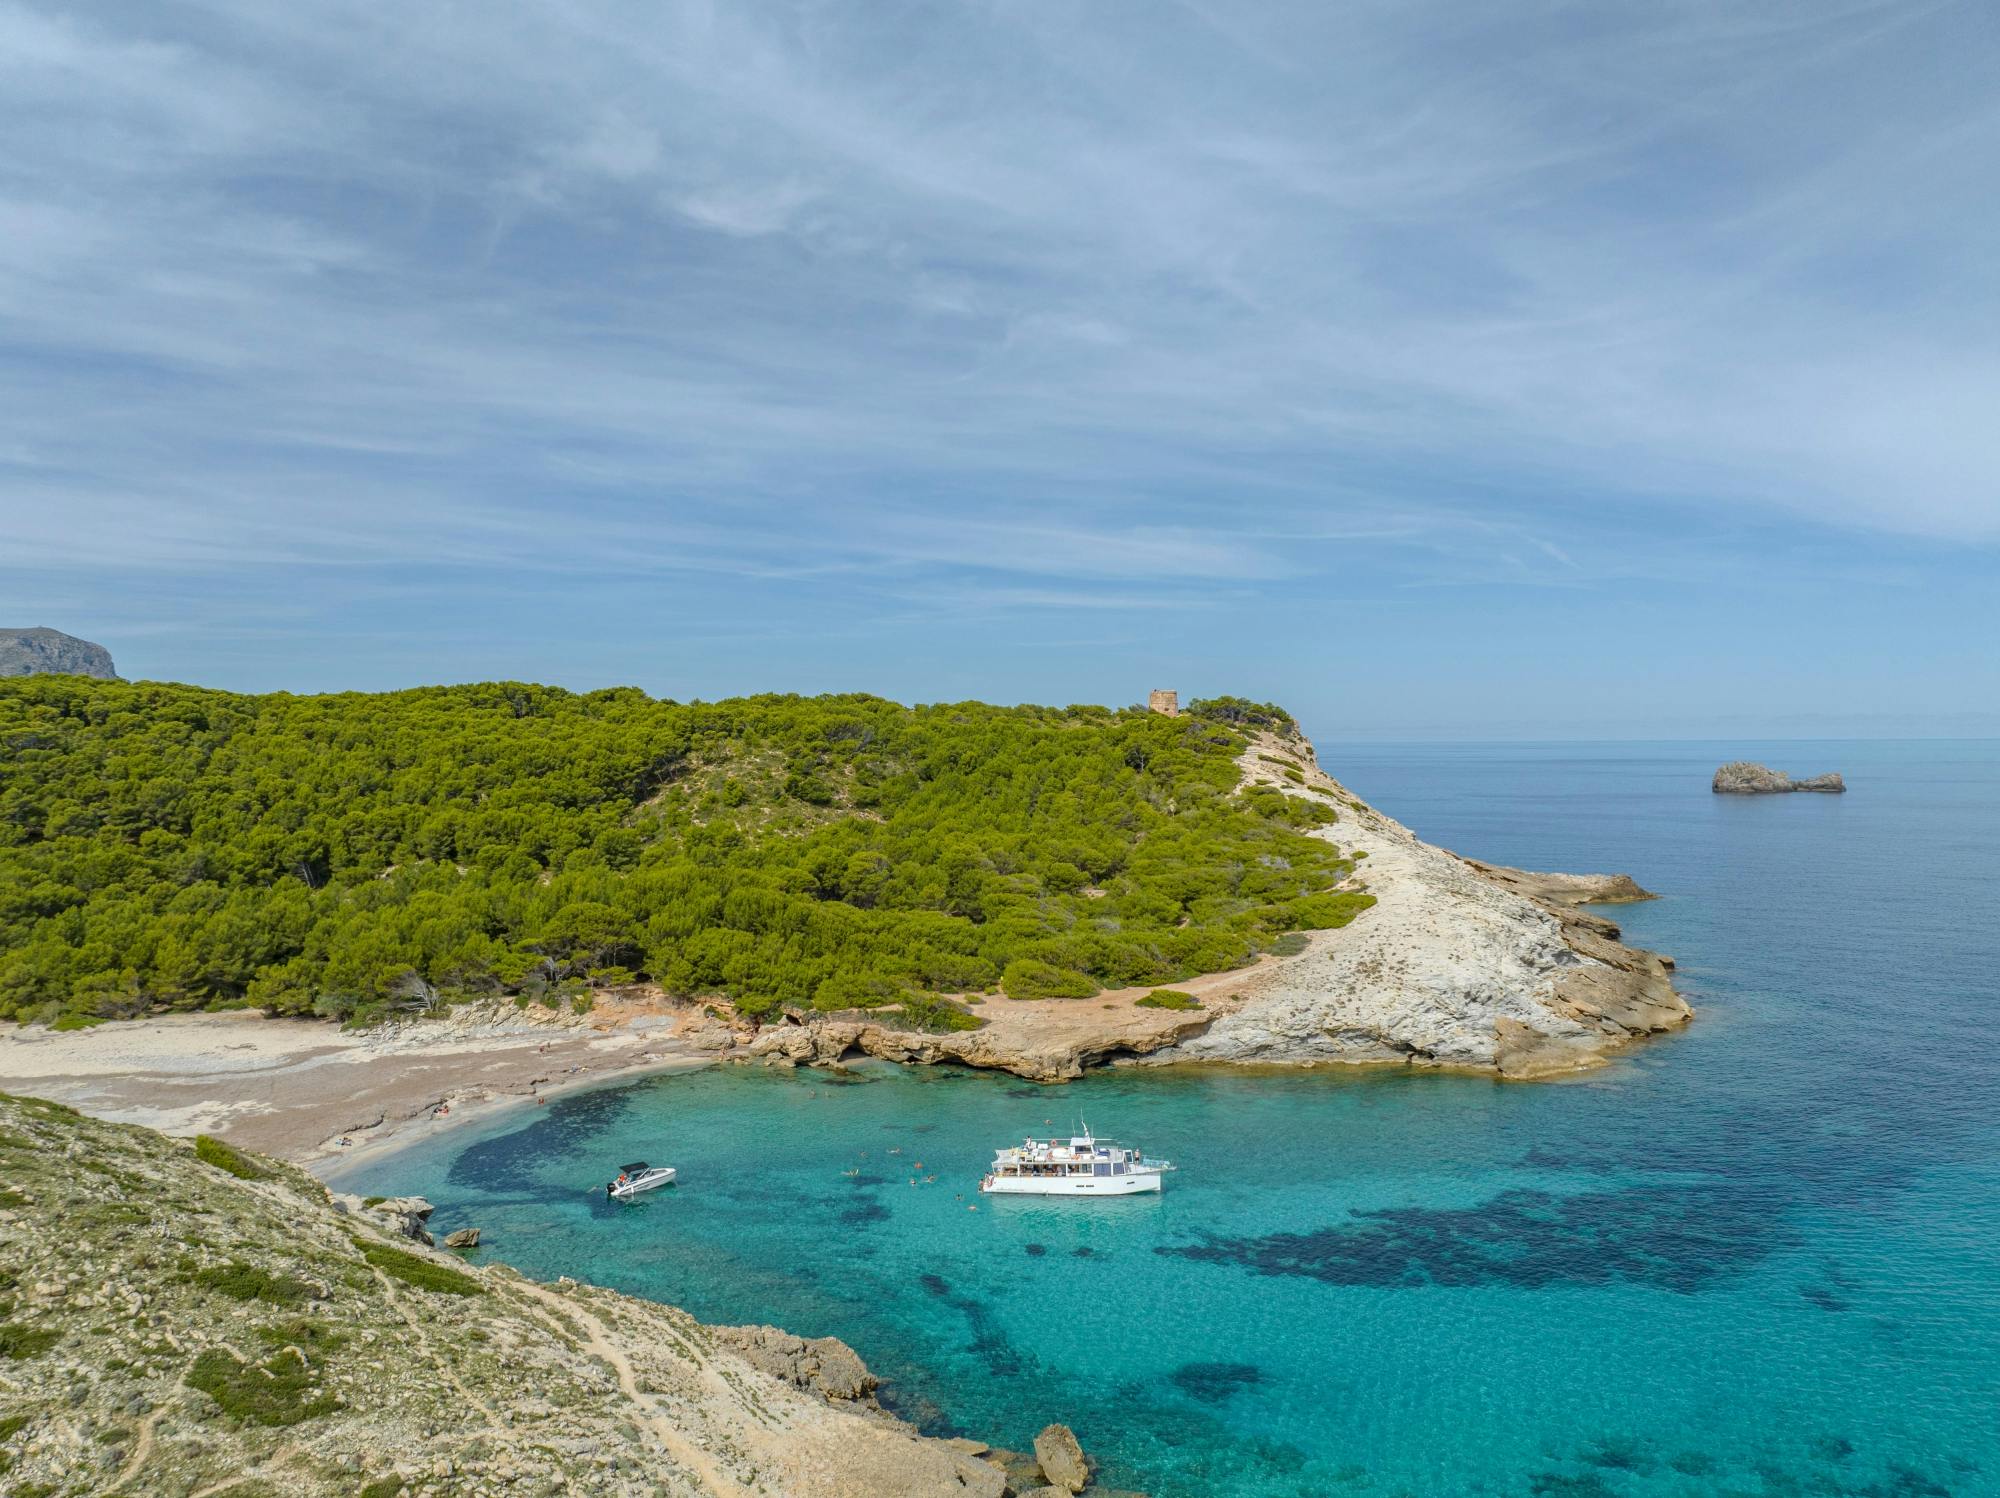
328 740 2000 1498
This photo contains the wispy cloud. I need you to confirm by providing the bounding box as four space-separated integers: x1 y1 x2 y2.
1 0 1996 722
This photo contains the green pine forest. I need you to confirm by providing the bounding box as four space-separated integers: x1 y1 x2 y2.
0 679 1373 1031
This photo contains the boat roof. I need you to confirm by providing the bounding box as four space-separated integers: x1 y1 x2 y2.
618 1161 650 1173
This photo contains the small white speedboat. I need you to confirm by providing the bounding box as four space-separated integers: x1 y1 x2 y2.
606 1161 675 1200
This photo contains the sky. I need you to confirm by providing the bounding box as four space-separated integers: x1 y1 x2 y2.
2 0 1997 738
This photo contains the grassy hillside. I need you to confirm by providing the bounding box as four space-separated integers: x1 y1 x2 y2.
0 681 1370 1027
0 1092 1005 1497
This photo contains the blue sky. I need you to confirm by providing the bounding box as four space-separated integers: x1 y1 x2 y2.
3 0 1996 737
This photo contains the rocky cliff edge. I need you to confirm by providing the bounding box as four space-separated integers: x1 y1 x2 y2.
1145 731 1691 1078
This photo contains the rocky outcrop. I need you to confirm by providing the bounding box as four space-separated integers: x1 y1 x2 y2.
1147 732 1690 1079
360 1192 436 1245
709 1324 879 1403
1713 761 1845 794
442 1226 481 1249
1033 1422 1091 1492
0 1091 1017 1498
0 626 117 679
741 1005 1212 1084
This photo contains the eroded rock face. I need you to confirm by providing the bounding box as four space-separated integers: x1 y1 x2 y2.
1713 761 1845 794
1151 732 1690 1078
442 1227 481 1249
741 1006 1210 1084
709 1324 878 1403
0 627 117 679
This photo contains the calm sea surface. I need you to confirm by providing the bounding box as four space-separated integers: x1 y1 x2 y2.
330 740 2000 1498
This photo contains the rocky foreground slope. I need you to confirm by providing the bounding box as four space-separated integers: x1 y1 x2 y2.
1143 733 1691 1078
0 1092 1067 1498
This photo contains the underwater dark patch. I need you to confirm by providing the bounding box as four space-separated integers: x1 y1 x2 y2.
1071 1246 1095 1258
845 1173 890 1188
1528 1474 1617 1498
912 1272 1026 1377
839 1201 890 1225
1668 1451 1718 1477
1812 1435 1856 1462
1801 1282 1850 1312
1158 1185 1775 1292
1579 1436 1652 1473
1024 1243 1046 1257
1169 1361 1265 1403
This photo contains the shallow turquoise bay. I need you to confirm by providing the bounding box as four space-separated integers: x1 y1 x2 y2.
330 741 2000 1498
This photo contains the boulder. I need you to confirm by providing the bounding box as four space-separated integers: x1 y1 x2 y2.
1033 1423 1089 1493
442 1227 481 1249
366 1195 436 1245
709 1324 878 1403
1713 761 1846 794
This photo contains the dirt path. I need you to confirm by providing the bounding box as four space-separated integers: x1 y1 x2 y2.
511 1278 751 1498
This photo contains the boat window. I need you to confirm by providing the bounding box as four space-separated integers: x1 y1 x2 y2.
1094 1163 1111 1176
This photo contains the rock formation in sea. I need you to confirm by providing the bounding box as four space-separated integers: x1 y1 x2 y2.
0 1091 1018 1497
1712 761 1846 794
0 626 117 679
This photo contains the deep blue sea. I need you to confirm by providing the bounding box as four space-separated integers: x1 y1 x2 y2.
329 741 2000 1498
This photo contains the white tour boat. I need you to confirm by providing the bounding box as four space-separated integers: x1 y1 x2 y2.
979 1126 1172 1196
606 1161 675 1200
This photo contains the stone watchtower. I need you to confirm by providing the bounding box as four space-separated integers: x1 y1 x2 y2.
1147 689 1179 717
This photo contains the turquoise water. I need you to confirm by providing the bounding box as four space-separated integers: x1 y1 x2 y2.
330 741 2000 1498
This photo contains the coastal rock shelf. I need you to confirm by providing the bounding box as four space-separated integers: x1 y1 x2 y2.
1713 761 1847 794
1142 732 1690 1079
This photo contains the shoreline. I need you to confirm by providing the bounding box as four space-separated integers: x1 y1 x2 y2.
0 999 726 1168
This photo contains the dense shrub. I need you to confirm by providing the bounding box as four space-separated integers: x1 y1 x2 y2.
186 1345 338 1427
0 1322 58 1360
0 681 1367 1027
1135 989 1203 1011
892 993 985 1032
194 1134 269 1181
184 1261 311 1308
1000 959 1099 1001
356 1240 482 1297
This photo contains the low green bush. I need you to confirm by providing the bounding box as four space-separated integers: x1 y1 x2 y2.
254 1318 348 1355
0 1323 59 1360
1000 958 1099 1001
892 993 985 1033
356 1241 483 1297
1266 891 1376 932
186 1345 338 1427
194 1135 270 1181
1135 989 1203 1011
1268 932 1311 957
186 1261 311 1308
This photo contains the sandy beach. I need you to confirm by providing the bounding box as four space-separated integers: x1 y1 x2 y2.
0 996 727 1169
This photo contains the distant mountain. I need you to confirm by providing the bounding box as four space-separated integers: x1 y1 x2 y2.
0 627 118 679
